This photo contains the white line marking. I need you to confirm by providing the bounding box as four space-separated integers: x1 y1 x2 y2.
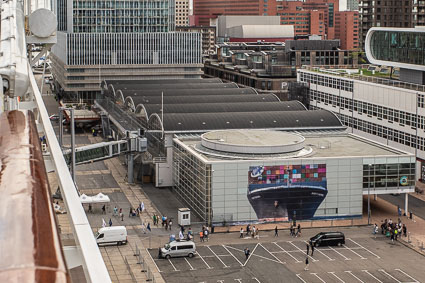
395 268 420 283
168 258 179 271
288 241 318 262
345 271 364 283
304 241 335 261
225 245 282 265
184 258 195 270
207 246 229 268
145 248 162 273
311 273 326 283
347 238 380 259
328 271 345 283
273 242 302 263
379 269 401 282
328 246 351 260
234 279 242 283
296 274 307 283
196 250 213 269
362 270 383 283
222 245 243 266
259 243 286 264
243 243 259 267
252 278 261 283
343 244 367 259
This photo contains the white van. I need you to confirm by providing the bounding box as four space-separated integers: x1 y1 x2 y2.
159 240 196 259
95 226 127 246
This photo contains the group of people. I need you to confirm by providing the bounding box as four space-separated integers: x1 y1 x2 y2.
290 224 302 237
161 215 173 230
112 206 125 221
377 218 407 243
87 204 106 214
241 224 260 239
199 226 209 242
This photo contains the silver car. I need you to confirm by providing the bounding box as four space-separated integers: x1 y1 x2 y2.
159 240 196 259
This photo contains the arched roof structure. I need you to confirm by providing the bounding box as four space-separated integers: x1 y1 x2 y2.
147 110 344 133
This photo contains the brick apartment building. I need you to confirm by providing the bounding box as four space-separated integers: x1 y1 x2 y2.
335 11 359 50
193 0 359 50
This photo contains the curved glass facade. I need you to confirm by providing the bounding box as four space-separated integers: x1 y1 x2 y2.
370 31 425 65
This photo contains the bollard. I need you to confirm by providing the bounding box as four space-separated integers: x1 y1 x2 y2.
146 267 153 282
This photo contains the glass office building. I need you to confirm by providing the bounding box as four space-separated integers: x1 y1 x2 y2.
369 30 425 66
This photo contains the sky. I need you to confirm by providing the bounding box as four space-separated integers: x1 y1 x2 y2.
340 0 347 11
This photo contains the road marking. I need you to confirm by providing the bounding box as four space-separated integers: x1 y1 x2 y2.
259 243 286 264
395 268 419 283
304 241 335 261
328 271 345 282
168 258 179 271
296 274 307 283
252 278 261 283
347 238 380 259
328 246 351 260
225 245 282 265
234 279 242 282
196 250 213 269
288 241 318 262
184 258 195 270
273 242 302 263
342 244 367 259
311 273 326 283
243 243 259 267
362 270 383 283
145 248 162 273
345 271 364 283
379 269 401 282
222 245 244 266
207 246 229 268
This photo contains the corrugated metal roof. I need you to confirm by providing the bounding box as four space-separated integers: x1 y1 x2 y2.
103 78 222 88
140 101 306 117
151 110 344 132
111 82 238 91
130 94 279 105
118 88 257 98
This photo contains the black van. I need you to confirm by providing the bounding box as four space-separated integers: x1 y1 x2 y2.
310 232 345 247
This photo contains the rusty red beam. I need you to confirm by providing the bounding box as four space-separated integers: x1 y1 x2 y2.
0 110 70 282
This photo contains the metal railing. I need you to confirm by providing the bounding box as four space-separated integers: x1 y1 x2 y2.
30 66 112 283
133 244 155 282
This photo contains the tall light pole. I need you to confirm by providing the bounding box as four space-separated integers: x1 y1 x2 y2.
368 163 372 225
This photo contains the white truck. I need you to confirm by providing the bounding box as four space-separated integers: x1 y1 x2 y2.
95 226 127 246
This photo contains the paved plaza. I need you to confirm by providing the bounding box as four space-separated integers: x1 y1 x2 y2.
147 234 424 283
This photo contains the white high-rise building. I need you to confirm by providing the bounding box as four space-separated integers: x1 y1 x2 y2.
298 27 425 181
51 0 202 100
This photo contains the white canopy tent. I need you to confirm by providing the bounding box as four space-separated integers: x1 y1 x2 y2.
80 193 111 213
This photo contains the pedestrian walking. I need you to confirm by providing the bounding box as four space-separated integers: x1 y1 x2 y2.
169 220 172 231
390 230 395 244
113 206 118 216
129 208 132 218
147 222 151 232
200 231 204 242
244 247 250 260
306 243 310 255
102 205 106 214
109 218 113 227
304 257 309 271
246 224 250 237
120 212 124 221
255 227 260 239
403 224 407 237
274 226 278 237
398 205 402 217
240 228 244 238
153 214 157 226
88 203 92 213
394 228 398 241
252 226 256 238
296 224 301 237
311 243 315 257
204 228 209 241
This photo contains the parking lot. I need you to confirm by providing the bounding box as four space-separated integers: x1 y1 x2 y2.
147 236 425 283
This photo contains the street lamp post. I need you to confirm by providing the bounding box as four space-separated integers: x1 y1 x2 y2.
368 164 372 225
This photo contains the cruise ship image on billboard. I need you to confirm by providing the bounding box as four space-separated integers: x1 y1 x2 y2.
247 164 328 222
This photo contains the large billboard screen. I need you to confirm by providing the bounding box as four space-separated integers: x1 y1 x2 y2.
248 164 327 222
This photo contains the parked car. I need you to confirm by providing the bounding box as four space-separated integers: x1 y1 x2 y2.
159 240 196 259
95 226 127 246
310 231 345 247
49 114 59 121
